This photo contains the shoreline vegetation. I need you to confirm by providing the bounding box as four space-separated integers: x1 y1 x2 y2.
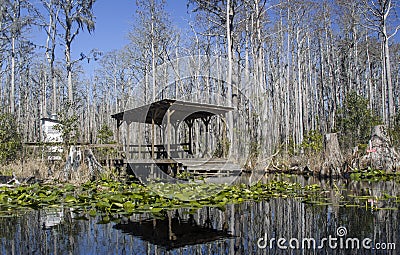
1 123 400 218
1 120 399 180
1 102 400 217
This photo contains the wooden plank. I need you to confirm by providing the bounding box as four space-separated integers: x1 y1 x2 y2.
126 158 242 177
126 159 178 164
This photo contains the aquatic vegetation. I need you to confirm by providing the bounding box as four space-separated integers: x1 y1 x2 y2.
350 168 400 182
1 177 399 218
0 179 323 216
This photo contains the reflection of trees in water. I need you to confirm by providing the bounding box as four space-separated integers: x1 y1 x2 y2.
0 207 88 254
0 182 399 254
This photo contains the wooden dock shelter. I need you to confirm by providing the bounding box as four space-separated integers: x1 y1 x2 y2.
111 99 241 177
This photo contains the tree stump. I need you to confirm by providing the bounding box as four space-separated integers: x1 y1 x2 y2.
320 133 344 177
360 125 399 173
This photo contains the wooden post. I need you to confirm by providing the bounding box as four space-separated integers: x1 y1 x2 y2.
126 122 130 158
222 116 227 158
116 119 121 145
167 109 171 158
185 119 194 155
202 117 211 157
174 122 179 157
138 123 142 159
151 118 155 160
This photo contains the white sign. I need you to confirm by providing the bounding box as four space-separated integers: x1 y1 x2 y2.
41 117 63 143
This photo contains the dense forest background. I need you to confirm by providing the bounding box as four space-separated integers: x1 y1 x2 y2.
1 0 400 164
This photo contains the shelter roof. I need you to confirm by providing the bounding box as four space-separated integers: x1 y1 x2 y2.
111 99 233 125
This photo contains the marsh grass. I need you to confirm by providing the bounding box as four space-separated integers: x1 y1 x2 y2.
0 157 116 185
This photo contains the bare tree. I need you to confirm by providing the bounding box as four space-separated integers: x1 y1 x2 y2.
127 0 173 103
57 0 96 107
362 0 399 125
41 0 60 115
1 0 32 114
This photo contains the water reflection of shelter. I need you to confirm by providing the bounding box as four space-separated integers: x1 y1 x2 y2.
113 213 232 250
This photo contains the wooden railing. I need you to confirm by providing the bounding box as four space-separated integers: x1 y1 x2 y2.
123 143 191 159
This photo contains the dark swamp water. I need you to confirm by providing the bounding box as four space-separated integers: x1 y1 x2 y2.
1 175 400 255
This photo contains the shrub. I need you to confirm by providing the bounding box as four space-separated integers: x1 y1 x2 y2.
390 113 400 149
96 124 116 161
301 130 323 155
53 113 80 146
335 91 381 150
97 124 114 144
0 113 22 164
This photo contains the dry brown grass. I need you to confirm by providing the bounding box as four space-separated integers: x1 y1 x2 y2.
0 157 110 185
0 159 47 179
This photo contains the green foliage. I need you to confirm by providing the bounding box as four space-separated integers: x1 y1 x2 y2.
335 91 381 150
54 111 80 145
301 130 323 155
175 171 195 180
350 168 400 182
0 179 323 215
95 124 116 161
287 137 298 156
97 124 114 144
0 113 22 164
2 177 400 215
389 113 400 149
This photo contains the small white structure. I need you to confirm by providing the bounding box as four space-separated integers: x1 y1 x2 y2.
41 114 63 143
41 114 63 161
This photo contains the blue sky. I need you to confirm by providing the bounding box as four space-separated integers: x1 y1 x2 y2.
73 0 192 73
36 0 400 75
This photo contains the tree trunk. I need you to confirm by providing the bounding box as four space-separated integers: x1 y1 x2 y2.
383 33 394 124
66 40 73 106
226 0 234 157
10 36 15 114
360 125 399 172
320 133 344 176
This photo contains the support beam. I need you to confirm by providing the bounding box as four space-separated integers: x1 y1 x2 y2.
138 123 142 159
222 116 228 158
116 119 122 145
126 122 131 158
201 116 212 157
173 122 179 157
152 118 155 160
185 119 194 155
167 109 171 158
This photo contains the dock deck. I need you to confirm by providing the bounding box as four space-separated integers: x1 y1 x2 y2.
126 158 242 177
